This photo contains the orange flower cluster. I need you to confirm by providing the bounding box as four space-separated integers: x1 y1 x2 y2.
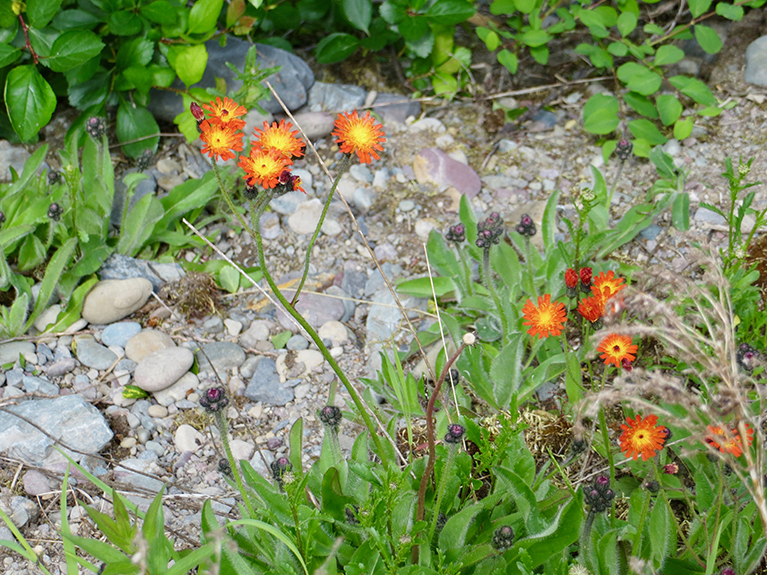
577 270 626 323
597 334 638 368
522 294 567 339
706 423 753 458
194 98 387 193
619 414 667 461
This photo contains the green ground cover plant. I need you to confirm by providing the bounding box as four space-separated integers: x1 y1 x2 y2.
1 88 765 574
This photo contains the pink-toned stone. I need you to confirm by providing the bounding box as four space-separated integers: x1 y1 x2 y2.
412 148 481 198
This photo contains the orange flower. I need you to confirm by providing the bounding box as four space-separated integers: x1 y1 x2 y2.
332 110 386 164
597 334 638 368
202 97 247 129
619 414 667 461
706 423 753 458
238 148 292 190
591 270 625 302
200 120 244 161
522 294 567 339
252 119 305 159
577 293 605 323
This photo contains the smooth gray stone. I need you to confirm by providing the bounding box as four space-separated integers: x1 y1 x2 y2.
99 253 185 292
22 376 58 395
372 92 421 124
74 336 118 370
147 40 314 121
307 81 366 112
101 322 142 348
0 342 36 365
196 342 246 374
0 395 113 467
245 358 294 405
111 170 157 228
745 36 767 87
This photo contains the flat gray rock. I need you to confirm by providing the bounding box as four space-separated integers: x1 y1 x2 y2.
99 253 185 292
147 39 314 121
74 335 118 370
196 342 246 374
0 395 113 468
307 81 366 112
101 321 143 348
745 36 767 87
134 347 194 392
372 92 421 124
0 342 36 365
244 358 294 405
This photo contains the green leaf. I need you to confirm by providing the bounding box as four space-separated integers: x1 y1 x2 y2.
513 0 537 14
520 29 550 48
575 43 613 68
141 1 178 24
116 102 160 158
654 44 685 66
218 265 240 293
624 91 658 118
673 117 694 140
26 238 78 332
497 49 518 74
396 276 455 298
341 0 372 33
694 24 722 55
0 44 21 68
4 65 57 142
583 93 619 135
669 75 717 106
271 330 291 350
27 0 62 28
477 27 500 51
117 194 164 256
656 94 682 125
109 10 142 36
688 0 712 18
315 33 359 64
617 12 637 36
490 0 515 14
579 10 608 38
188 0 224 34
716 3 743 20
174 44 208 86
490 334 525 408
672 192 689 231
628 119 667 145
607 42 627 56
116 37 154 71
698 106 722 117
425 0 475 24
617 62 662 95
46 30 104 73
649 495 675 568
17 235 46 271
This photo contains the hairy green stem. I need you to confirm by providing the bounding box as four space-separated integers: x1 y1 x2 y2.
456 246 474 296
607 161 625 209
215 411 256 518
631 490 650 555
482 247 508 339
524 237 535 295
428 443 458 541
292 154 351 305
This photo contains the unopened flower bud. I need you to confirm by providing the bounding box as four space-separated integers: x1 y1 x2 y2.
190 102 205 122
644 480 660 493
444 423 465 444
48 170 61 186
199 386 229 412
319 405 342 429
85 117 107 140
615 139 633 161
47 203 62 221
491 525 514 552
663 463 679 475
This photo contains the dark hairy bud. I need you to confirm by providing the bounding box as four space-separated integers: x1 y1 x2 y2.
199 386 229 413
444 423 465 444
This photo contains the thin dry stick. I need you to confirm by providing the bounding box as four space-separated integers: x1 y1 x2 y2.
266 82 438 384
182 217 304 335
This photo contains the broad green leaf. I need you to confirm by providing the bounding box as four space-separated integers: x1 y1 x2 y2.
617 62 661 95
4 65 57 142
477 27 500 51
716 3 744 20
628 119 667 145
579 10 608 38
513 0 537 14
341 0 372 33
46 30 104 73
576 43 613 68
654 45 685 66
672 192 689 230
116 102 160 158
0 44 21 68
697 106 722 116
673 117 694 140
141 1 178 24
174 44 208 86
624 91 658 118
188 0 224 34
5 144 47 200
315 33 359 63
490 334 525 408
694 25 722 54
583 93 619 135
17 235 46 271
27 0 62 28
607 41 627 56
490 0 515 14
109 10 142 35
649 499 675 568
116 37 154 71
520 29 550 48
396 276 455 298
218 265 240 293
617 12 637 36
121 67 153 94
497 49 518 74
688 0 712 18
657 94 682 125
669 75 717 106
117 194 164 256
26 238 78 331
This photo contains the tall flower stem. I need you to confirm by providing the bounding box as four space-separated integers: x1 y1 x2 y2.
291 154 351 305
428 443 458 541
607 162 625 209
215 411 256 518
524 237 536 295
482 247 509 340
414 340 468 562
225 186 390 466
